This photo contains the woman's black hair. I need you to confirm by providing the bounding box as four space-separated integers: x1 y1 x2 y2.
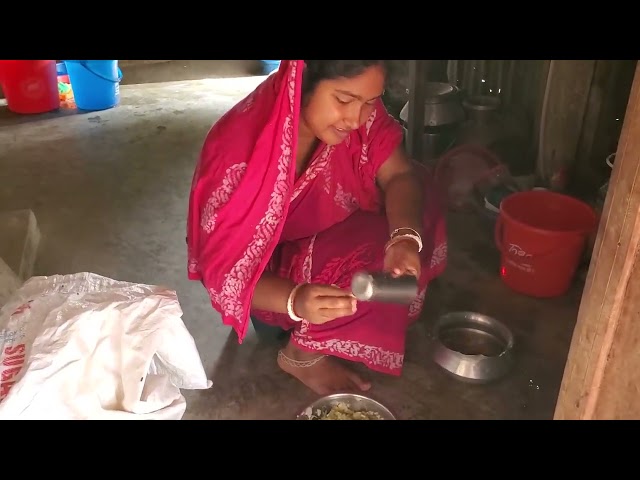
301 60 388 100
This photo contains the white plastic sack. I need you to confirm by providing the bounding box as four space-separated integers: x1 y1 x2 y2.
0 272 212 420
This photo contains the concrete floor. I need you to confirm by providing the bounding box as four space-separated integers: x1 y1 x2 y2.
0 61 584 419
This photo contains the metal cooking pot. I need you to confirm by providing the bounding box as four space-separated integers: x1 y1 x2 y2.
430 311 515 384
399 82 465 162
399 82 465 128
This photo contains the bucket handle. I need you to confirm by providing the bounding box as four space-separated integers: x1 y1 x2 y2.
606 153 615 169
73 61 122 83
494 216 589 259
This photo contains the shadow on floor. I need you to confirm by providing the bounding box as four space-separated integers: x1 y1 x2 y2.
0 74 583 420
183 208 584 420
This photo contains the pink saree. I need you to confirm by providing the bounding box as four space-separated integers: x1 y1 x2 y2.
187 60 447 375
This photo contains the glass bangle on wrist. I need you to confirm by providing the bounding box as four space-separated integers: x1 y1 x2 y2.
286 283 305 322
385 227 423 253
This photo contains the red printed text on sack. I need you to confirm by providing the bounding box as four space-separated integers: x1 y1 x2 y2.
0 344 26 401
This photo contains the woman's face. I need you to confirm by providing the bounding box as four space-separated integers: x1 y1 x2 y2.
300 65 386 146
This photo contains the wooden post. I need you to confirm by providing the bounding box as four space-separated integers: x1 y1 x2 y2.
406 60 428 162
554 61 640 420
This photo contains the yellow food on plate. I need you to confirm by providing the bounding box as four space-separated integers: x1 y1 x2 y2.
311 402 384 420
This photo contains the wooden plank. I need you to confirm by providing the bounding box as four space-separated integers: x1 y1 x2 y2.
570 60 637 197
572 60 611 193
554 61 640 420
537 60 596 183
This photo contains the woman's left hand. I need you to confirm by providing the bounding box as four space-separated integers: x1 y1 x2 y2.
383 239 421 279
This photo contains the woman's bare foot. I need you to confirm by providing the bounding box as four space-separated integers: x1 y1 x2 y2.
277 340 371 395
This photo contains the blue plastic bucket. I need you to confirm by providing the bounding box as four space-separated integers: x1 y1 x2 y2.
260 60 280 75
63 60 122 111
56 62 67 76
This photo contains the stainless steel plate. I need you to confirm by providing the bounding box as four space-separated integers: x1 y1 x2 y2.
297 393 396 420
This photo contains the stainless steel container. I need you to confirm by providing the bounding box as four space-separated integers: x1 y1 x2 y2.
351 271 418 304
399 82 465 163
430 311 515 384
399 82 465 128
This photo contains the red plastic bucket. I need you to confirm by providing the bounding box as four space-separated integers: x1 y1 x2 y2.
0 60 60 114
495 190 598 297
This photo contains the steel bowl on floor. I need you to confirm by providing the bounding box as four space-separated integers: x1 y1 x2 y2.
297 393 396 420
431 311 515 384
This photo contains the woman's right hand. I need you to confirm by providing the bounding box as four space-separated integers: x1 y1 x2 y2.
292 283 357 325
